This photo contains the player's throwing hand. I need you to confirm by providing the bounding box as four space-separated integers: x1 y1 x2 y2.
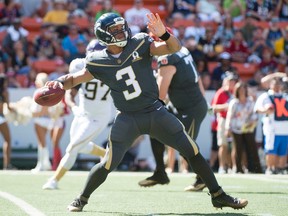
146 13 166 38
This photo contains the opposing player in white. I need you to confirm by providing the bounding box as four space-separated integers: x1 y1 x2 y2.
42 58 113 190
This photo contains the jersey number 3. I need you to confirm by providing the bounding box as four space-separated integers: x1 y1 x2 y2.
116 66 141 100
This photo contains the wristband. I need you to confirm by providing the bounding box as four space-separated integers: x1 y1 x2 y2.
159 31 170 41
55 79 64 85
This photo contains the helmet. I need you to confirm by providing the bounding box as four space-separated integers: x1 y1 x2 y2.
94 13 131 47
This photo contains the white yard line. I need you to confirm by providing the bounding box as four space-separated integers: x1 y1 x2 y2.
0 191 46 216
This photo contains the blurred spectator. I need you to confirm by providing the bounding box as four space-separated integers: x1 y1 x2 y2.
175 25 186 44
35 0 53 18
61 24 87 62
66 39 87 63
198 27 223 61
274 26 288 57
17 0 42 17
241 12 257 45
257 46 278 75
211 52 237 90
95 0 120 21
195 0 222 23
0 73 15 169
183 36 205 63
48 58 68 81
225 29 250 63
263 17 285 47
10 40 31 86
184 16 205 42
276 0 288 21
167 0 197 20
2 18 28 56
34 24 61 59
246 0 274 21
212 71 238 174
200 71 213 90
196 59 209 74
124 0 151 34
43 0 69 38
225 82 262 173
249 27 272 62
0 46 10 71
214 14 235 46
67 0 88 18
43 0 69 25
0 0 22 31
71 0 90 10
223 0 246 22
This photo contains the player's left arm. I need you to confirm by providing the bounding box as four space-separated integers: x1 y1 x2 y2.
157 65 176 101
147 13 181 56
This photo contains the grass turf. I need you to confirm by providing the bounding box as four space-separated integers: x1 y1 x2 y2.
0 171 287 216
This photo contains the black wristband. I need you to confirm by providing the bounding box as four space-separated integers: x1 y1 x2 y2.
159 31 170 41
55 79 64 85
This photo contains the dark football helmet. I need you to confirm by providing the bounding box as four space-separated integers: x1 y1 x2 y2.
94 13 131 47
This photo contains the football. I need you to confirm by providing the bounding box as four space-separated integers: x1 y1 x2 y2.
33 86 65 107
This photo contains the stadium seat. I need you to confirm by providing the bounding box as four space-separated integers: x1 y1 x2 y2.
232 62 258 81
21 17 43 32
207 62 219 73
27 31 40 43
32 60 58 74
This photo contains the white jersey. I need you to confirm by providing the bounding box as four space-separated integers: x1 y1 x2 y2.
77 80 113 117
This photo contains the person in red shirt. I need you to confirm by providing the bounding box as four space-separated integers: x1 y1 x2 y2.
212 71 238 173
225 30 250 63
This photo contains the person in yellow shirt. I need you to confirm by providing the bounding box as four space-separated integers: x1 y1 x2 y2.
274 26 288 56
43 0 69 26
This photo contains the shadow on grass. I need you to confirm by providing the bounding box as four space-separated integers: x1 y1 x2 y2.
92 211 251 216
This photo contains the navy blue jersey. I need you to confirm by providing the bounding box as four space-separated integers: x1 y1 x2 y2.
86 33 159 112
158 47 205 110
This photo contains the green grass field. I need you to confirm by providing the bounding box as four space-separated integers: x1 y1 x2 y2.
0 171 287 216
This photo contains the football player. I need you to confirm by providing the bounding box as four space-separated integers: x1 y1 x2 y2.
42 58 113 189
45 12 248 212
138 30 209 192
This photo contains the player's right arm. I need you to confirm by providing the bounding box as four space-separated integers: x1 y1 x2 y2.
45 68 94 90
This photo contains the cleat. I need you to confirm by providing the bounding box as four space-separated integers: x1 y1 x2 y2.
67 197 87 212
184 176 206 192
42 179 58 190
210 188 248 209
138 171 170 187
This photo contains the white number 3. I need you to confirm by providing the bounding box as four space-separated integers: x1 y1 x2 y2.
116 66 142 100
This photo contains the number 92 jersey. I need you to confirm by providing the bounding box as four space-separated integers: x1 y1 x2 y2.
86 33 159 112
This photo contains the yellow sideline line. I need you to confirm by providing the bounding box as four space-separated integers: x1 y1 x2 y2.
0 191 46 216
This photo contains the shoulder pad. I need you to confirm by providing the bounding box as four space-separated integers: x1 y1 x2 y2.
69 58 85 74
132 32 150 41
